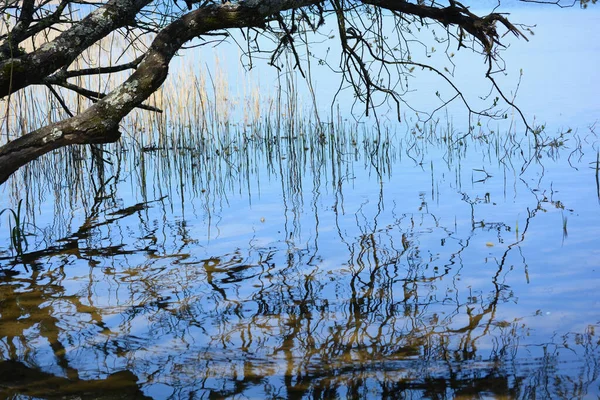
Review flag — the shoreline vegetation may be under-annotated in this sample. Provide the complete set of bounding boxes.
[1,6,599,398]
[0,49,590,260]
[0,24,579,207]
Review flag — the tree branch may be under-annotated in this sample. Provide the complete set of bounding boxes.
[0,0,153,97]
[0,0,538,185]
[0,0,36,59]
[0,0,321,184]
[50,55,145,80]
[362,0,527,56]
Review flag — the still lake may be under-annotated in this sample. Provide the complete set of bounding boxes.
[1,4,599,399]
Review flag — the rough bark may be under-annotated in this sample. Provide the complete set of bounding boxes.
[0,0,319,184]
[0,0,153,97]
[0,0,529,185]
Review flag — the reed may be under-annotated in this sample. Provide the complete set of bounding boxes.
[0,199,27,257]
[0,24,577,231]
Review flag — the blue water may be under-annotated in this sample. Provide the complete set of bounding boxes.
[0,4,599,399]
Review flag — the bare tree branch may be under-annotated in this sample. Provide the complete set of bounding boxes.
[0,0,153,97]
[0,0,321,183]
[1,0,584,185]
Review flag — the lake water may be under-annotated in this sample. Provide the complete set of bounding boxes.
[1,4,599,399]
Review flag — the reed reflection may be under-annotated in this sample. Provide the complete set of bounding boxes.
[0,126,599,398]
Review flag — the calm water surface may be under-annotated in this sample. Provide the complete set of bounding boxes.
[1,6,600,400]
[1,126,599,398]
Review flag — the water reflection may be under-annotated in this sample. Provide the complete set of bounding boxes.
[0,123,599,398]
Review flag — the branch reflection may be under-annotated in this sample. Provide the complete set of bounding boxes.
[0,126,598,398]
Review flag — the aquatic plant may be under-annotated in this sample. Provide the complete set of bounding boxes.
[0,199,27,257]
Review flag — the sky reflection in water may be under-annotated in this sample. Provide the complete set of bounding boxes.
[0,5,600,400]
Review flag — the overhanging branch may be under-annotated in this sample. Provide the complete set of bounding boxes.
[362,0,528,56]
[0,0,321,184]
[0,0,153,97]
[0,0,537,186]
